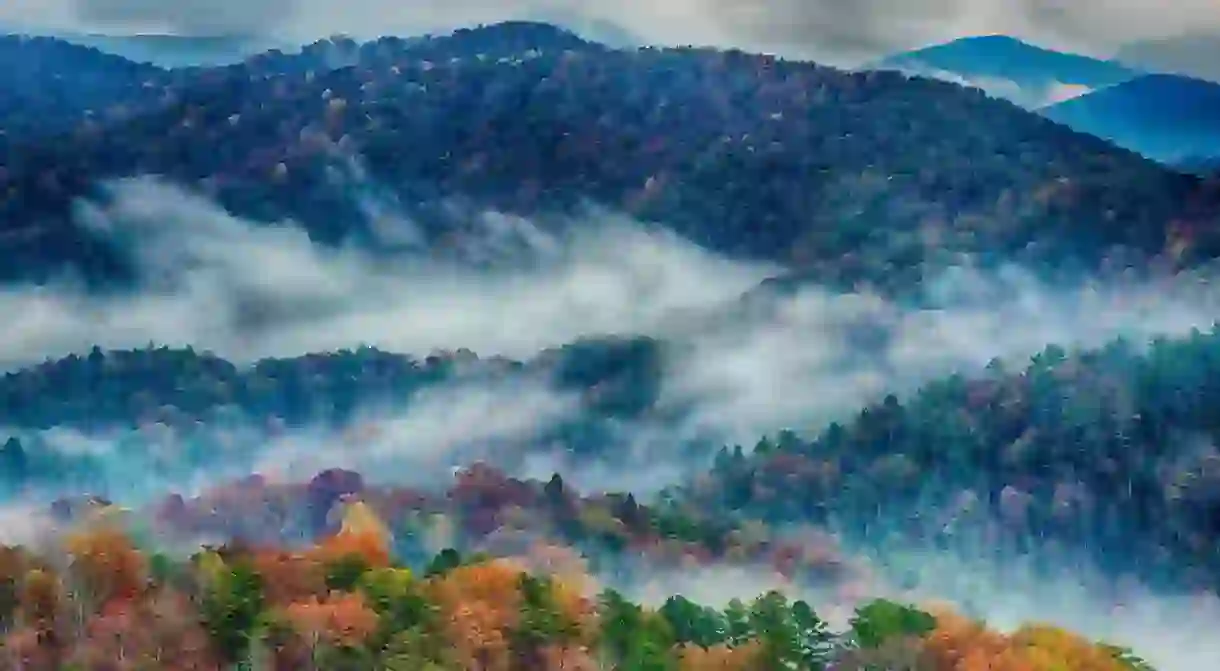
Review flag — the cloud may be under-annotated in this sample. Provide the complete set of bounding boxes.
[0,177,1216,667]
[882,66,1095,108]
[6,0,1210,65]
[68,0,296,37]
[859,542,1220,671]
[1039,81,1093,106]
[0,176,770,371]
[6,176,1220,484]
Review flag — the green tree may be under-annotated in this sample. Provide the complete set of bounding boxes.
[659,595,727,648]
[200,561,266,662]
[848,599,936,650]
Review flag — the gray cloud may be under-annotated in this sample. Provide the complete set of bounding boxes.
[69,0,297,36]
[18,0,1213,64]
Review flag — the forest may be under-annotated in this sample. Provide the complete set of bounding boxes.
[0,495,1156,670]
[0,22,1218,290]
[0,18,1214,670]
[1,325,1218,667]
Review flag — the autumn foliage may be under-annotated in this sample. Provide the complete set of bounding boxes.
[0,500,1158,670]
[924,611,1145,671]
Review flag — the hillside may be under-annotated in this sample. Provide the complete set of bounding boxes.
[1042,74,1220,163]
[0,506,1156,669]
[0,35,186,142]
[680,326,1220,593]
[0,23,1216,291]
[10,323,1220,593]
[873,35,1137,108]
[0,20,1211,669]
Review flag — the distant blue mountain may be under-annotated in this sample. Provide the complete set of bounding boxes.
[874,35,1139,108]
[1042,73,1220,163]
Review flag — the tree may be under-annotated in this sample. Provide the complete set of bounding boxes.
[511,573,580,668]
[0,437,27,480]
[424,549,463,578]
[428,560,525,671]
[312,500,392,569]
[62,519,147,610]
[357,566,430,638]
[65,588,216,669]
[849,599,936,650]
[659,595,726,648]
[199,560,265,663]
[284,590,380,668]
[676,640,761,670]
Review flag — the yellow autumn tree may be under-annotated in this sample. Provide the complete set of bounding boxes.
[311,500,392,569]
[925,609,1140,671]
[62,507,147,610]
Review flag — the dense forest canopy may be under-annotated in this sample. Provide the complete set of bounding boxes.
[0,500,1156,669]
[0,22,1218,291]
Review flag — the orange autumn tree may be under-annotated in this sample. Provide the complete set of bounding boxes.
[924,609,1143,671]
[251,550,327,607]
[284,590,380,649]
[61,510,147,610]
[428,560,526,671]
[65,589,218,670]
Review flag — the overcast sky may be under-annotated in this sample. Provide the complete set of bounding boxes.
[1,0,1218,64]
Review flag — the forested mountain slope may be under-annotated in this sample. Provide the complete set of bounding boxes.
[0,35,182,142]
[0,505,1155,669]
[1,22,1217,291]
[681,326,1220,592]
[1042,73,1220,163]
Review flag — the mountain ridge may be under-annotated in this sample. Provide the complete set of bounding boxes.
[0,22,1215,293]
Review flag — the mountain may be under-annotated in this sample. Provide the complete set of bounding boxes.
[1042,73,1220,163]
[1178,155,1220,176]
[0,21,1205,670]
[0,22,1215,292]
[0,35,186,142]
[683,326,1220,593]
[872,35,1138,108]
[1116,33,1220,84]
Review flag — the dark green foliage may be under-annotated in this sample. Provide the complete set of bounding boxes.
[423,548,463,578]
[200,561,266,662]
[0,437,27,480]
[849,599,938,650]
[746,591,837,670]
[659,595,727,647]
[512,573,580,666]
[691,325,1220,587]
[324,554,371,592]
[598,588,677,670]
